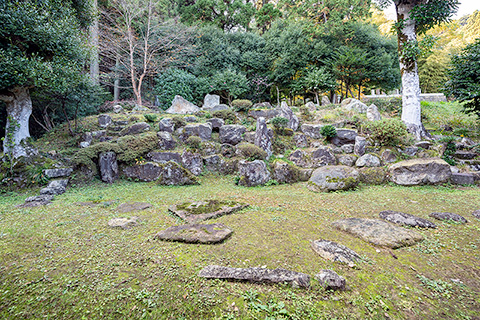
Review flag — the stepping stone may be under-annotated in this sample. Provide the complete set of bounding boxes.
[199,265,310,288]
[40,179,69,196]
[107,216,139,229]
[315,270,346,291]
[16,194,54,208]
[117,202,152,213]
[169,200,248,223]
[154,223,232,244]
[75,200,115,207]
[311,240,360,267]
[332,218,423,249]
[379,210,437,228]
[429,212,468,223]
[473,210,480,219]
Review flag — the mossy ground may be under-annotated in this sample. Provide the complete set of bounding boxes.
[1,176,479,319]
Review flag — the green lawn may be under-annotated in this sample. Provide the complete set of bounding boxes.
[1,175,479,319]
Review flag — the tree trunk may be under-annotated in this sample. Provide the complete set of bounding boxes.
[89,0,99,85]
[114,56,120,101]
[0,87,33,158]
[314,91,319,105]
[396,1,430,140]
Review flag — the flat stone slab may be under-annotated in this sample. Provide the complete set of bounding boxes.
[107,216,139,229]
[332,218,424,248]
[75,200,115,207]
[117,202,152,213]
[379,210,437,228]
[169,200,248,223]
[315,270,346,291]
[199,265,310,288]
[311,240,360,267]
[154,223,232,244]
[16,194,54,208]
[473,210,480,219]
[429,212,468,223]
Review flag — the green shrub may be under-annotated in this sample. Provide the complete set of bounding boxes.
[236,143,267,160]
[320,125,337,138]
[186,136,202,150]
[270,116,288,130]
[439,136,456,165]
[231,99,253,112]
[363,118,408,146]
[172,116,186,129]
[144,114,158,122]
[212,109,236,123]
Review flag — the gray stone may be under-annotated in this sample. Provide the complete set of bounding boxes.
[354,136,366,156]
[254,117,273,158]
[315,270,346,291]
[98,114,112,128]
[220,144,236,158]
[79,141,90,148]
[305,101,316,112]
[402,146,419,157]
[356,154,381,167]
[157,131,176,150]
[415,141,432,149]
[199,265,310,288]
[451,173,476,185]
[155,223,233,244]
[293,133,308,148]
[298,169,313,181]
[366,104,381,121]
[203,155,225,172]
[40,179,69,195]
[92,130,106,139]
[181,150,203,176]
[81,132,93,145]
[243,132,255,144]
[99,151,118,184]
[454,151,477,160]
[321,96,331,106]
[123,162,163,182]
[207,118,224,131]
[430,212,468,223]
[203,94,221,110]
[16,194,54,208]
[381,149,397,163]
[147,151,182,164]
[311,240,360,266]
[165,95,200,114]
[301,124,324,139]
[472,210,480,219]
[248,108,280,120]
[238,160,271,187]
[332,218,424,248]
[343,99,368,113]
[331,129,358,147]
[273,161,299,184]
[117,202,152,214]
[208,104,230,112]
[169,200,248,223]
[358,167,387,185]
[289,150,311,168]
[280,102,299,131]
[120,122,150,136]
[159,118,175,133]
[132,105,149,112]
[113,105,124,113]
[115,120,128,126]
[157,162,198,186]
[43,168,73,178]
[379,210,437,228]
[219,125,246,145]
[389,158,451,186]
[311,147,337,167]
[252,102,274,109]
[337,155,357,167]
[308,165,359,192]
[183,123,212,141]
[341,144,354,154]
[184,116,197,122]
[108,216,139,229]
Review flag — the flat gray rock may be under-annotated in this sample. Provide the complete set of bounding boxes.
[379,210,437,228]
[315,270,346,291]
[429,212,468,223]
[108,216,139,229]
[155,223,232,244]
[16,194,54,208]
[332,218,423,248]
[311,240,360,267]
[117,202,152,213]
[169,200,248,223]
[473,210,480,219]
[199,265,310,288]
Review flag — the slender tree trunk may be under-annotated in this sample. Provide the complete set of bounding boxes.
[315,91,319,105]
[114,56,120,101]
[0,87,33,158]
[90,0,99,85]
[396,1,430,140]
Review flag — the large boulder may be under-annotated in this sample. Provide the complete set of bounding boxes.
[366,104,382,121]
[40,179,69,195]
[238,160,271,187]
[123,161,198,185]
[98,114,112,128]
[123,162,163,182]
[315,270,347,291]
[354,136,366,156]
[120,122,151,136]
[254,117,273,158]
[202,94,220,110]
[147,151,182,164]
[248,108,280,120]
[165,95,200,114]
[273,161,299,184]
[355,154,381,167]
[342,98,368,113]
[182,123,212,141]
[331,129,358,146]
[389,158,451,186]
[311,147,337,167]
[219,125,246,145]
[203,155,225,173]
[301,124,324,139]
[280,102,299,131]
[207,118,224,131]
[289,149,312,168]
[308,165,359,192]
[43,168,73,179]
[99,151,118,183]
[293,133,309,148]
[181,150,203,176]
[157,131,176,150]
[158,118,175,133]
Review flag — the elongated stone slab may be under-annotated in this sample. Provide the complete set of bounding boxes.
[199,265,310,288]
[117,202,152,213]
[311,240,360,267]
[379,211,437,228]
[155,223,232,244]
[332,218,423,248]
[430,212,468,223]
[169,200,248,223]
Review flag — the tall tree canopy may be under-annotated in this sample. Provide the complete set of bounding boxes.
[0,0,92,157]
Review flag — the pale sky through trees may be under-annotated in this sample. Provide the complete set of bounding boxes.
[384,0,480,19]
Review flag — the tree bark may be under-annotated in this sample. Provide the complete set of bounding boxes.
[396,0,431,140]
[90,0,99,85]
[0,87,33,158]
[114,56,120,101]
